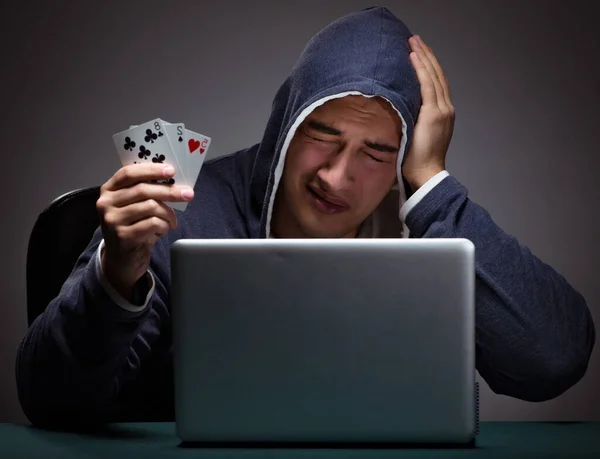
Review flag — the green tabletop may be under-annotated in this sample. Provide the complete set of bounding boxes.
[1,422,599,458]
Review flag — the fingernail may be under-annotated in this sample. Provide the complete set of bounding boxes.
[163,166,175,177]
[181,188,194,200]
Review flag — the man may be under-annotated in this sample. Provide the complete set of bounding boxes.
[16,7,595,427]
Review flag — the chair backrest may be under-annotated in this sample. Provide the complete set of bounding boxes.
[26,187,101,326]
[26,186,173,422]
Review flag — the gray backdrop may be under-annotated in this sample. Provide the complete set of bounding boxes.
[1,0,598,423]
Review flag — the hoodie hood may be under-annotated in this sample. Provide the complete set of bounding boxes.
[248,6,421,238]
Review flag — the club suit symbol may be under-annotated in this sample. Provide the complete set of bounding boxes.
[138,146,151,160]
[123,136,136,151]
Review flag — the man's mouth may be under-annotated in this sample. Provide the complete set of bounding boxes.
[307,185,349,214]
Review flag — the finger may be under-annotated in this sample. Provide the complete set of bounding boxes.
[416,36,452,106]
[120,216,172,246]
[409,36,446,111]
[414,36,452,109]
[105,162,177,191]
[110,182,194,208]
[409,51,437,107]
[112,199,178,230]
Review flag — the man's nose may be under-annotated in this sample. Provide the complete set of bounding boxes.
[316,148,354,190]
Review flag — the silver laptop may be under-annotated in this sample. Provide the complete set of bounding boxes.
[171,238,478,445]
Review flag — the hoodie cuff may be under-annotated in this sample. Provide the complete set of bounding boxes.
[95,239,155,313]
[402,174,469,238]
[400,170,450,222]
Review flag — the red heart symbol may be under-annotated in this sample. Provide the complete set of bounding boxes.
[188,139,200,153]
[200,147,205,154]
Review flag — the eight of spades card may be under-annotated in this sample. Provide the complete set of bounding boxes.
[112,118,190,211]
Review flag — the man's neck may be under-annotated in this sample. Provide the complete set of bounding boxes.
[270,220,361,239]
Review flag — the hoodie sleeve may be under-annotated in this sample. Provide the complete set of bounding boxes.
[95,239,156,312]
[402,175,595,402]
[15,226,175,427]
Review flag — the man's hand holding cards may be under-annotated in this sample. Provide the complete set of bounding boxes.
[112,118,211,212]
[98,119,210,301]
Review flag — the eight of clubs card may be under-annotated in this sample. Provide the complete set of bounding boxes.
[112,119,189,211]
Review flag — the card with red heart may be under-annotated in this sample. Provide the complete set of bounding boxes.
[183,128,211,188]
[161,121,211,188]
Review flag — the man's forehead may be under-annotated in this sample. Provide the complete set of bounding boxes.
[304,95,402,138]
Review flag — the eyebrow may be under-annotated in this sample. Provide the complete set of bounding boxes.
[306,119,399,153]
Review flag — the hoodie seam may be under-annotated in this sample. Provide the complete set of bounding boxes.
[371,8,385,93]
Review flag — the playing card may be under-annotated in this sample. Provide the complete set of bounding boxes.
[112,118,189,211]
[162,121,210,187]
[182,128,211,187]
[162,122,189,181]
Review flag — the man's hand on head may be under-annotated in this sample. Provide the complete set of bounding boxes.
[402,35,455,192]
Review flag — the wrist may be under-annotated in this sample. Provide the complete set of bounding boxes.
[404,167,445,192]
[101,250,136,301]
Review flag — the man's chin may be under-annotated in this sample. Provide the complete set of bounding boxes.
[293,204,359,238]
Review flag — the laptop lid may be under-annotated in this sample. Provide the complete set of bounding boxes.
[171,238,476,444]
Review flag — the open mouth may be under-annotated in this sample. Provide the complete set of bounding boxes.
[307,186,348,214]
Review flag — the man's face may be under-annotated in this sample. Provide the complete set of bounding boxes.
[272,95,402,238]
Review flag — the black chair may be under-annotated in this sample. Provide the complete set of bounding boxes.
[26,186,174,422]
[26,187,102,326]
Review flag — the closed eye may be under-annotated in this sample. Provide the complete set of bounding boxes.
[364,151,385,163]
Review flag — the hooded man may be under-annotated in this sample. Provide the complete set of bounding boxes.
[17,7,595,427]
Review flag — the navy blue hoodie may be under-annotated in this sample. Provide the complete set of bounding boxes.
[16,7,595,426]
